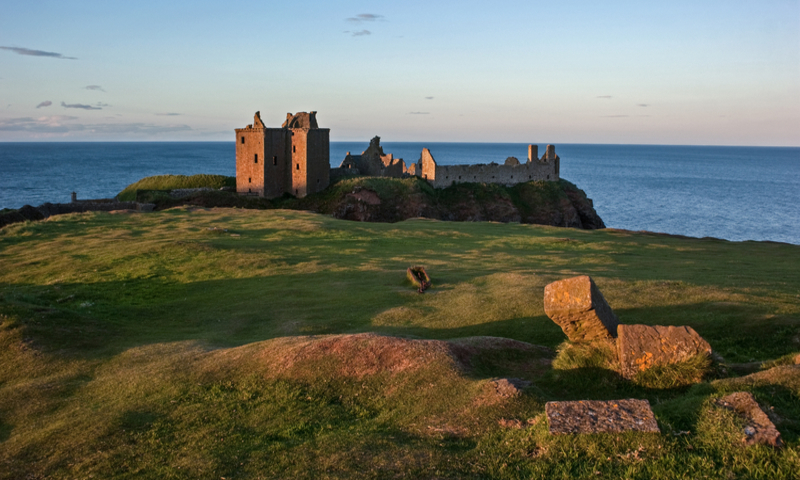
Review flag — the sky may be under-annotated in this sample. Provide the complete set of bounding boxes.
[0,0,798,145]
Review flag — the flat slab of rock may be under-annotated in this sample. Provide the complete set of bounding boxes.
[716,392,783,447]
[543,276,619,342]
[617,324,712,379]
[545,399,659,434]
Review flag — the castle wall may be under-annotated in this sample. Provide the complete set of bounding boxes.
[420,148,437,183]
[235,128,265,196]
[264,128,289,198]
[430,162,558,188]
[417,145,559,189]
[305,128,330,195]
[290,129,308,197]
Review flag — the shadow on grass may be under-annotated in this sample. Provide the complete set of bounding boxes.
[3,270,798,374]
[0,419,11,442]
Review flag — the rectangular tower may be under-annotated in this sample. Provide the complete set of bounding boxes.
[236,111,330,199]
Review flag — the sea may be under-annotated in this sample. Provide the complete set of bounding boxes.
[1,142,799,245]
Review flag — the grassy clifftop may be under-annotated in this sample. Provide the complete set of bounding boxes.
[116,174,235,201]
[0,208,798,478]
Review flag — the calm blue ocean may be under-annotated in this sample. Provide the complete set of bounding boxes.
[1,142,799,244]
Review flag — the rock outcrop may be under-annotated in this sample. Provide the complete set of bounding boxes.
[543,275,619,342]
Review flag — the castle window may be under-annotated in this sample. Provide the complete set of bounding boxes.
[273,156,277,166]
[295,189,298,195]
[459,176,461,179]
[254,154,258,164]
[248,177,251,183]
[510,176,513,179]
[547,175,550,179]
[296,164,299,170]
[317,179,320,184]
[293,145,296,153]
[241,136,245,144]
[529,175,532,179]
[445,176,449,179]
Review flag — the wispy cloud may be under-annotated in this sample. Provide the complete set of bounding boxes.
[36,101,52,108]
[61,101,101,110]
[85,85,105,92]
[347,30,371,36]
[409,112,429,115]
[0,116,79,133]
[425,96,434,100]
[637,103,649,107]
[596,95,613,99]
[0,46,76,60]
[602,115,629,118]
[156,112,181,116]
[0,116,191,135]
[346,13,383,23]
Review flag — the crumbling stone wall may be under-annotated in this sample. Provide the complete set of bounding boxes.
[414,145,560,188]
[338,136,406,178]
[235,111,330,199]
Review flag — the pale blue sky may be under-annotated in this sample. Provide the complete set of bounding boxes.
[0,0,798,145]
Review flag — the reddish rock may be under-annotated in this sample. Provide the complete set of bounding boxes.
[543,276,619,342]
[617,324,712,379]
[716,392,783,447]
[545,399,659,434]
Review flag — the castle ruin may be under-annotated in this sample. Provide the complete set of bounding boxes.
[414,144,560,188]
[333,136,406,179]
[235,111,330,198]
[236,111,560,198]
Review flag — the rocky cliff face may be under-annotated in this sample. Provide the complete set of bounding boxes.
[303,177,605,229]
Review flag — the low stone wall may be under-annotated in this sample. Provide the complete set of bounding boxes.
[432,161,558,188]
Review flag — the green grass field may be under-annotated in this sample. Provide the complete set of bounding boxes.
[1,208,798,479]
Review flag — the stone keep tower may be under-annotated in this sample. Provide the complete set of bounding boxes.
[235,111,330,198]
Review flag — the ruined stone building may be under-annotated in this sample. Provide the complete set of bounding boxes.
[236,110,560,197]
[334,136,406,178]
[235,111,330,198]
[413,144,560,188]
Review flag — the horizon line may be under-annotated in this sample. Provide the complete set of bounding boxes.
[0,140,798,149]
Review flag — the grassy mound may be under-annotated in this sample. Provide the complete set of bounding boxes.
[116,174,235,201]
[1,208,798,478]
